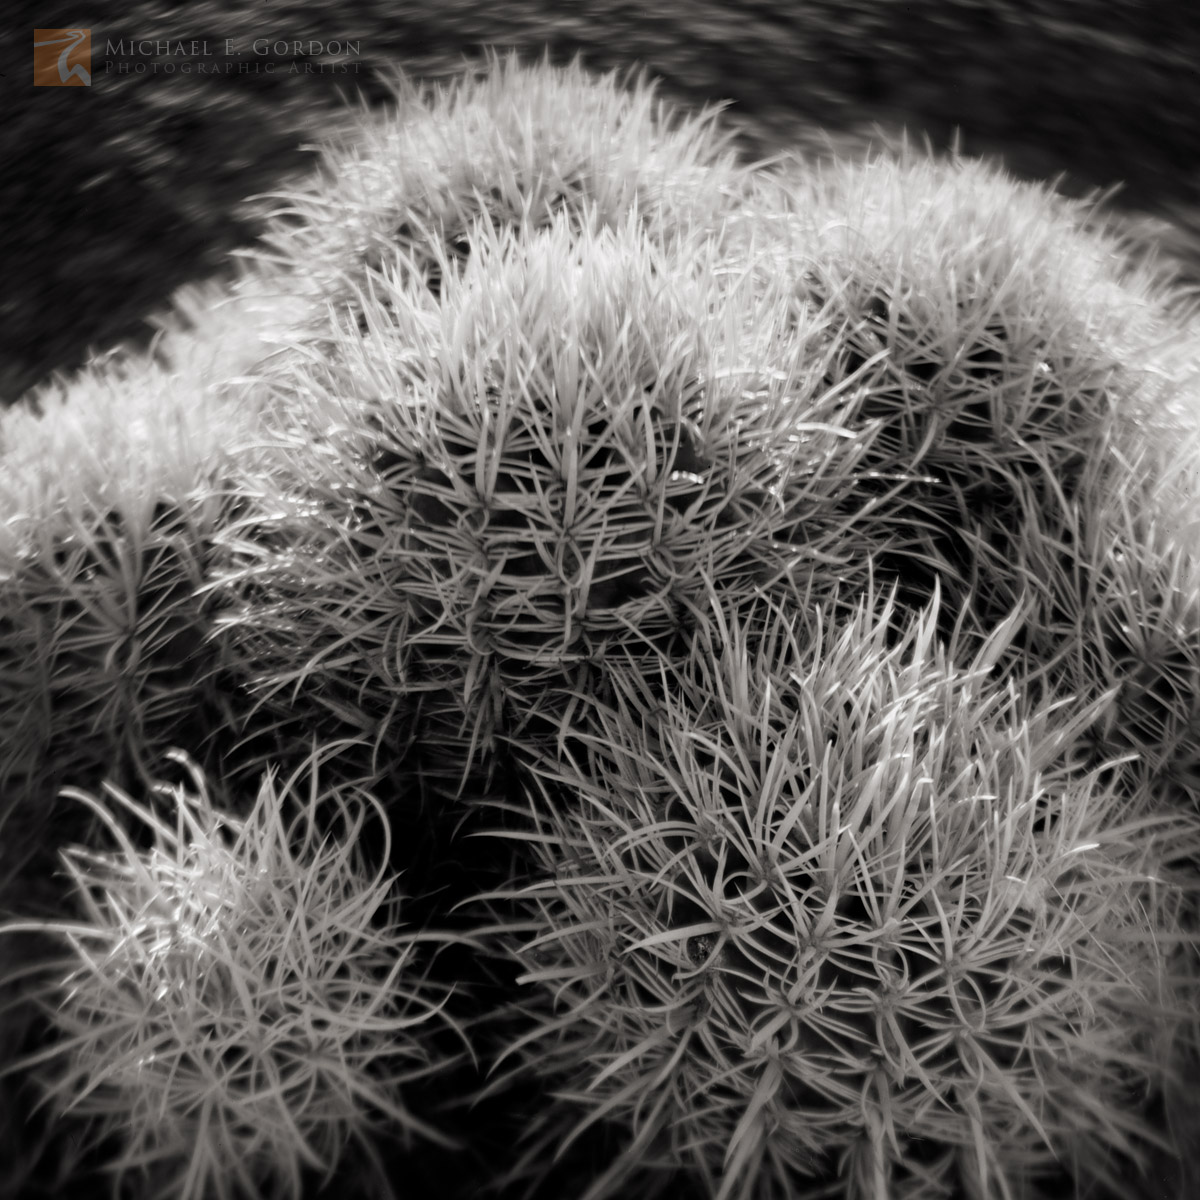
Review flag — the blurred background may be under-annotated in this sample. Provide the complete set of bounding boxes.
[4,1,1199,406]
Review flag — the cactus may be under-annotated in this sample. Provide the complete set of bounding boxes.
[751,149,1195,646]
[0,357,264,926]
[484,588,1200,1200]
[0,285,401,910]
[247,52,751,341]
[216,201,872,787]
[0,747,466,1200]
[212,52,874,787]
[1022,425,1200,814]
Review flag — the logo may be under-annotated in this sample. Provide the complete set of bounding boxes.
[34,29,92,86]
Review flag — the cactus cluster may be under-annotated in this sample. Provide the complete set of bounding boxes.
[2,52,1199,1200]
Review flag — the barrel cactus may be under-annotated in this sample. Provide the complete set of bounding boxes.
[213,56,1200,797]
[1047,507,1200,815]
[754,149,1198,648]
[216,201,871,787]
[484,588,1200,1200]
[211,52,862,789]
[740,147,1200,816]
[0,355,264,925]
[0,746,466,1200]
[4,47,1200,1200]
[247,51,750,341]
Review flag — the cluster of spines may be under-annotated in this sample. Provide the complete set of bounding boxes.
[0,748,467,1200]
[247,51,750,340]
[480,587,1200,1200]
[215,206,875,787]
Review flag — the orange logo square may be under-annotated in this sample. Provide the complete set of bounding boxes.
[34,29,92,86]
